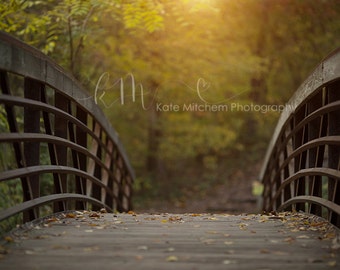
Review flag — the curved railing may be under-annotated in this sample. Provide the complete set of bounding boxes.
[0,32,134,225]
[260,48,340,227]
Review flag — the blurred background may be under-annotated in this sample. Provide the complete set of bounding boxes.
[1,0,339,214]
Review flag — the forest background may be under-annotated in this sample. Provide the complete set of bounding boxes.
[0,0,340,213]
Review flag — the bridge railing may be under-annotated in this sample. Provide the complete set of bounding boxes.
[260,48,340,227]
[0,32,134,225]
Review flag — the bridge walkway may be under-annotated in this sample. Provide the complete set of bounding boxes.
[0,211,339,270]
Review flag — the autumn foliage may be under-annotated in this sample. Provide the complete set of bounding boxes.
[1,0,339,209]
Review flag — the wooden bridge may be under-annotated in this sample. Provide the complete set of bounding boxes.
[0,32,339,269]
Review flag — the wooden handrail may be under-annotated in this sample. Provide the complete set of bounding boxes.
[0,32,134,225]
[260,47,340,227]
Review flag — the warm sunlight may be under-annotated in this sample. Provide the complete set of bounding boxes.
[186,0,216,7]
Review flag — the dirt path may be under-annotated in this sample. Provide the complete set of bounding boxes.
[136,163,262,214]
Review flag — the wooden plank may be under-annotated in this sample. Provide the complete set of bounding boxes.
[0,212,338,270]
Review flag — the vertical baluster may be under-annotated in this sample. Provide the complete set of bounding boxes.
[41,88,64,212]
[283,127,291,208]
[75,106,87,210]
[92,122,102,211]
[123,172,133,211]
[293,105,308,212]
[308,91,324,216]
[101,138,113,209]
[54,92,68,212]
[116,155,124,212]
[23,78,42,221]
[0,72,32,221]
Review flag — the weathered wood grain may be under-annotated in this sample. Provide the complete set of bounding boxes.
[0,212,339,270]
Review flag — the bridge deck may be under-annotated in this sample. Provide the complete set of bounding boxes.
[0,211,339,270]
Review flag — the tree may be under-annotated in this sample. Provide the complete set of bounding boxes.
[1,0,340,208]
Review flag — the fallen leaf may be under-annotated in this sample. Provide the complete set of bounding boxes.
[66,213,76,218]
[328,261,337,267]
[283,237,295,244]
[114,221,123,224]
[222,260,236,265]
[89,212,100,218]
[144,217,157,221]
[137,246,148,251]
[268,216,283,220]
[169,216,183,222]
[83,246,99,252]
[296,235,310,239]
[46,217,59,223]
[238,223,248,230]
[202,239,216,245]
[311,221,328,227]
[4,236,13,243]
[323,232,336,239]
[259,216,269,223]
[166,255,178,262]
[52,245,71,250]
[224,241,234,245]
[223,260,232,265]
[272,251,289,255]
[206,230,218,234]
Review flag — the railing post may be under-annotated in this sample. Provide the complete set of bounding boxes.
[23,78,42,221]
[282,130,291,209]
[75,107,87,210]
[273,145,281,210]
[0,71,24,169]
[307,90,325,217]
[92,122,102,211]
[1,71,32,221]
[101,138,113,209]
[328,81,340,226]
[293,105,308,212]
[54,92,68,212]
